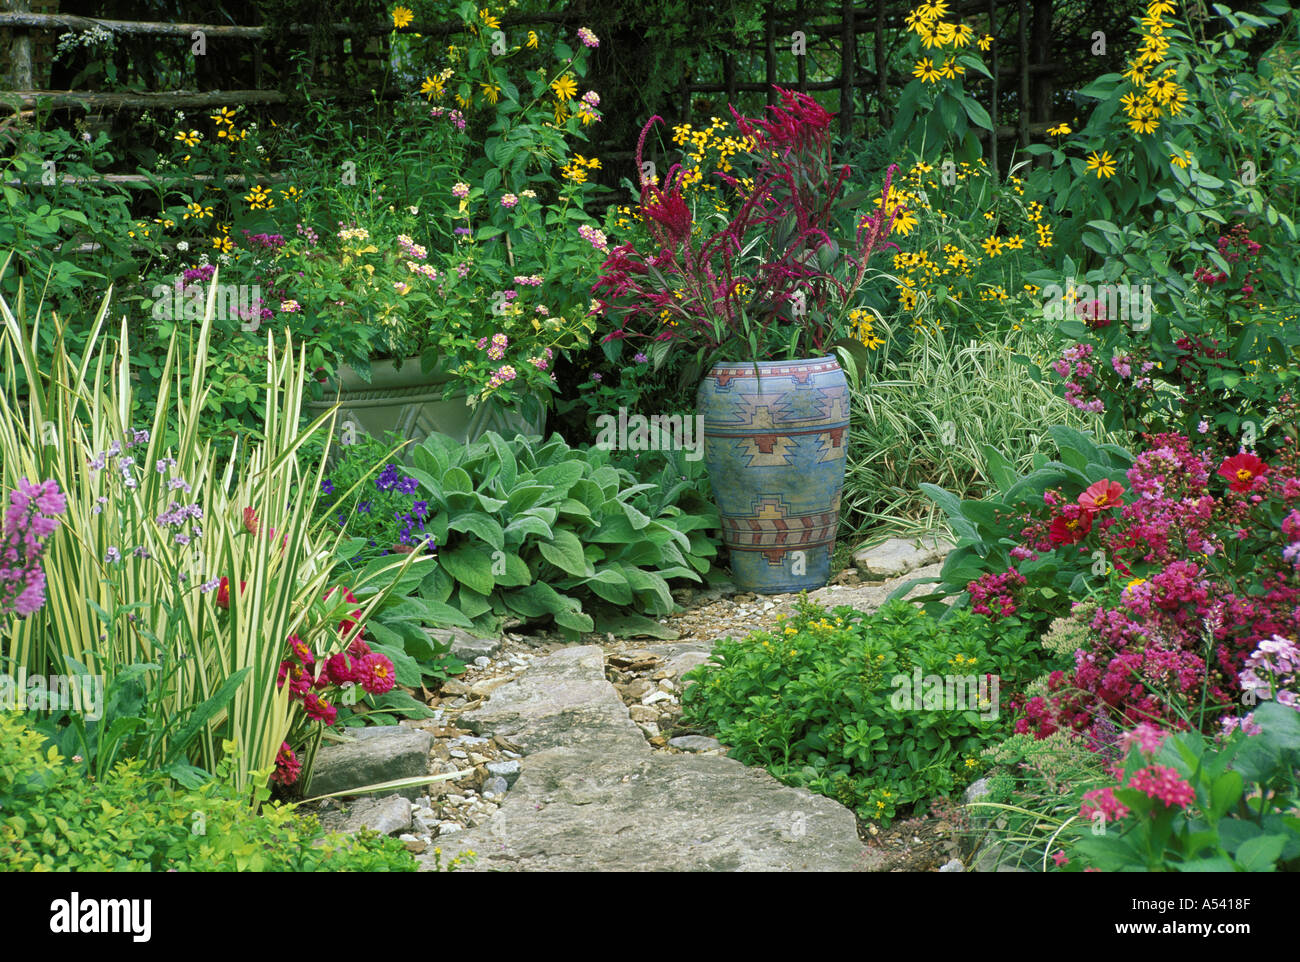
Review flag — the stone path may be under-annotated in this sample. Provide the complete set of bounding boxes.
[312,538,969,872]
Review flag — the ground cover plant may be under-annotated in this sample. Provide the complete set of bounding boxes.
[681,596,1061,824]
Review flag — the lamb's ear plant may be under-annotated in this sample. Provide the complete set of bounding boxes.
[0,256,421,791]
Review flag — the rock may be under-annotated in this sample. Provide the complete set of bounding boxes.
[482,776,510,796]
[657,679,676,693]
[609,649,660,671]
[440,679,472,697]
[485,760,521,787]
[636,721,660,737]
[963,778,991,805]
[470,676,510,698]
[628,705,659,724]
[437,822,463,835]
[449,749,469,759]
[400,835,428,854]
[318,794,413,837]
[938,858,965,873]
[473,656,492,668]
[418,645,880,873]
[668,735,722,753]
[424,626,502,662]
[308,726,434,801]
[852,535,953,580]
[623,679,654,700]
[459,647,647,756]
[802,561,949,614]
[642,690,673,707]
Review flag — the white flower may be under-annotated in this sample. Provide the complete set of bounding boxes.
[408,206,419,215]
[176,241,189,252]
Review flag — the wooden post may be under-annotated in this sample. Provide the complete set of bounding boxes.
[5,0,34,90]
[875,0,887,127]
[796,0,807,93]
[1017,0,1030,149]
[988,0,998,181]
[725,52,737,109]
[764,2,775,106]
[839,0,854,144]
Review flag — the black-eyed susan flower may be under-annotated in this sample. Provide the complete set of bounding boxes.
[1085,150,1117,178]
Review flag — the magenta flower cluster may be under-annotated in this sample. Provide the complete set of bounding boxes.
[0,479,67,618]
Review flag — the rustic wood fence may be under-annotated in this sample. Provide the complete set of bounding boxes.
[2,1,1066,187]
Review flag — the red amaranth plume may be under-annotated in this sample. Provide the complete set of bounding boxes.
[634,115,693,251]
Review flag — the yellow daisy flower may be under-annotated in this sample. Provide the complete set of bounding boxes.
[1085,150,1117,178]
[391,6,414,29]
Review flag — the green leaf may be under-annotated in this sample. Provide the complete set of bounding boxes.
[447,512,505,551]
[438,543,497,595]
[1235,834,1287,872]
[538,529,593,577]
[504,513,553,542]
[577,567,632,605]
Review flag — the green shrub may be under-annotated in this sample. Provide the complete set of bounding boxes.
[0,712,416,872]
[680,597,1058,824]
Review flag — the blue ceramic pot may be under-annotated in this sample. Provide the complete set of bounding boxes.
[697,356,849,593]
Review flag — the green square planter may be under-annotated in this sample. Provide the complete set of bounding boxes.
[305,358,546,456]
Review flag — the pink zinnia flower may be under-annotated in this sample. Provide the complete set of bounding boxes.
[1078,479,1124,513]
[356,652,397,695]
[271,743,301,785]
[303,692,337,725]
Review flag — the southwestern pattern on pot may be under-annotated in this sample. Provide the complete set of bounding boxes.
[697,356,850,593]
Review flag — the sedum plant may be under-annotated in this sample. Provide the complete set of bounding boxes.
[0,258,418,790]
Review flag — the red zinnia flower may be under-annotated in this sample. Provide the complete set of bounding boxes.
[1218,452,1268,493]
[271,742,301,785]
[356,652,397,695]
[1078,479,1124,513]
[215,576,247,610]
[325,585,365,645]
[1049,507,1094,545]
[288,634,314,668]
[325,651,355,685]
[302,692,337,725]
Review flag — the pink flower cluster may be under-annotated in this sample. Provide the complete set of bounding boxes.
[967,567,1026,618]
[578,224,608,253]
[1010,433,1300,738]
[1080,763,1196,823]
[576,26,599,48]
[0,479,67,618]
[397,234,427,260]
[486,365,517,390]
[430,106,467,131]
[477,332,508,360]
